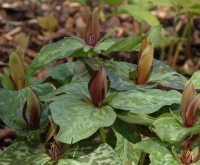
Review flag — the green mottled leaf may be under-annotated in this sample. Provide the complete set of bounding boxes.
[134,138,179,165]
[189,71,200,90]
[45,62,75,81]
[147,25,162,47]
[153,117,200,144]
[114,127,141,165]
[149,60,187,90]
[0,89,26,128]
[117,5,160,25]
[75,144,121,165]
[32,83,54,96]
[24,38,84,77]
[85,58,135,81]
[0,142,51,165]
[50,97,116,144]
[118,112,155,126]
[94,37,142,55]
[109,89,181,114]
[101,36,142,55]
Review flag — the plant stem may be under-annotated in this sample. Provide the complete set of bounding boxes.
[99,127,106,143]
[138,152,146,165]
[171,16,192,68]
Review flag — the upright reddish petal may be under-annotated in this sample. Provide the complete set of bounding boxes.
[84,9,99,46]
[181,82,195,125]
[136,38,154,85]
[185,94,200,127]
[9,52,25,90]
[88,68,107,107]
[24,88,42,129]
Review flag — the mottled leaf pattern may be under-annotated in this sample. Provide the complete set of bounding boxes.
[153,117,200,144]
[114,131,141,165]
[189,71,200,90]
[149,60,187,90]
[134,138,179,165]
[50,97,116,143]
[110,89,181,114]
[24,38,84,77]
[76,144,121,165]
[0,89,26,128]
[118,112,155,126]
[45,62,75,81]
[0,142,51,165]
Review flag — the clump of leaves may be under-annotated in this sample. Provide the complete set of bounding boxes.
[0,8,200,165]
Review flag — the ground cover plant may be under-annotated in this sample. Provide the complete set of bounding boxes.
[0,1,200,165]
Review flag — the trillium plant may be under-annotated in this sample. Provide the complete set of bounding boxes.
[1,10,200,165]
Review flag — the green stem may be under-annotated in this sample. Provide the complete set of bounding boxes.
[99,127,106,143]
[138,152,146,165]
[171,16,192,68]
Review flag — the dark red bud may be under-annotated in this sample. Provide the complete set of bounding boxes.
[23,88,41,129]
[181,82,200,127]
[84,9,100,46]
[47,141,63,161]
[88,68,107,108]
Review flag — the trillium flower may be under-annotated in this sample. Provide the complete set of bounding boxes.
[88,67,108,108]
[136,38,154,85]
[84,9,100,46]
[47,141,63,161]
[9,52,25,90]
[181,82,200,128]
[179,134,200,164]
[23,88,42,129]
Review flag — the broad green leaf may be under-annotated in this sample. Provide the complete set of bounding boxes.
[113,120,141,165]
[24,38,84,77]
[85,58,135,81]
[45,62,75,81]
[32,83,54,96]
[118,112,155,125]
[147,25,162,47]
[114,131,141,165]
[0,89,26,128]
[149,60,187,90]
[75,144,121,165]
[117,5,160,25]
[50,97,116,144]
[101,36,142,55]
[189,71,200,90]
[94,38,118,53]
[134,138,179,165]
[110,89,181,114]
[94,36,142,55]
[0,142,51,165]
[153,117,200,144]
[39,80,88,102]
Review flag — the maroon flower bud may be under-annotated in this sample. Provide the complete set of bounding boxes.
[84,9,100,46]
[9,52,25,90]
[181,82,200,127]
[47,141,63,161]
[23,88,41,129]
[179,135,200,164]
[136,38,154,85]
[88,68,108,108]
